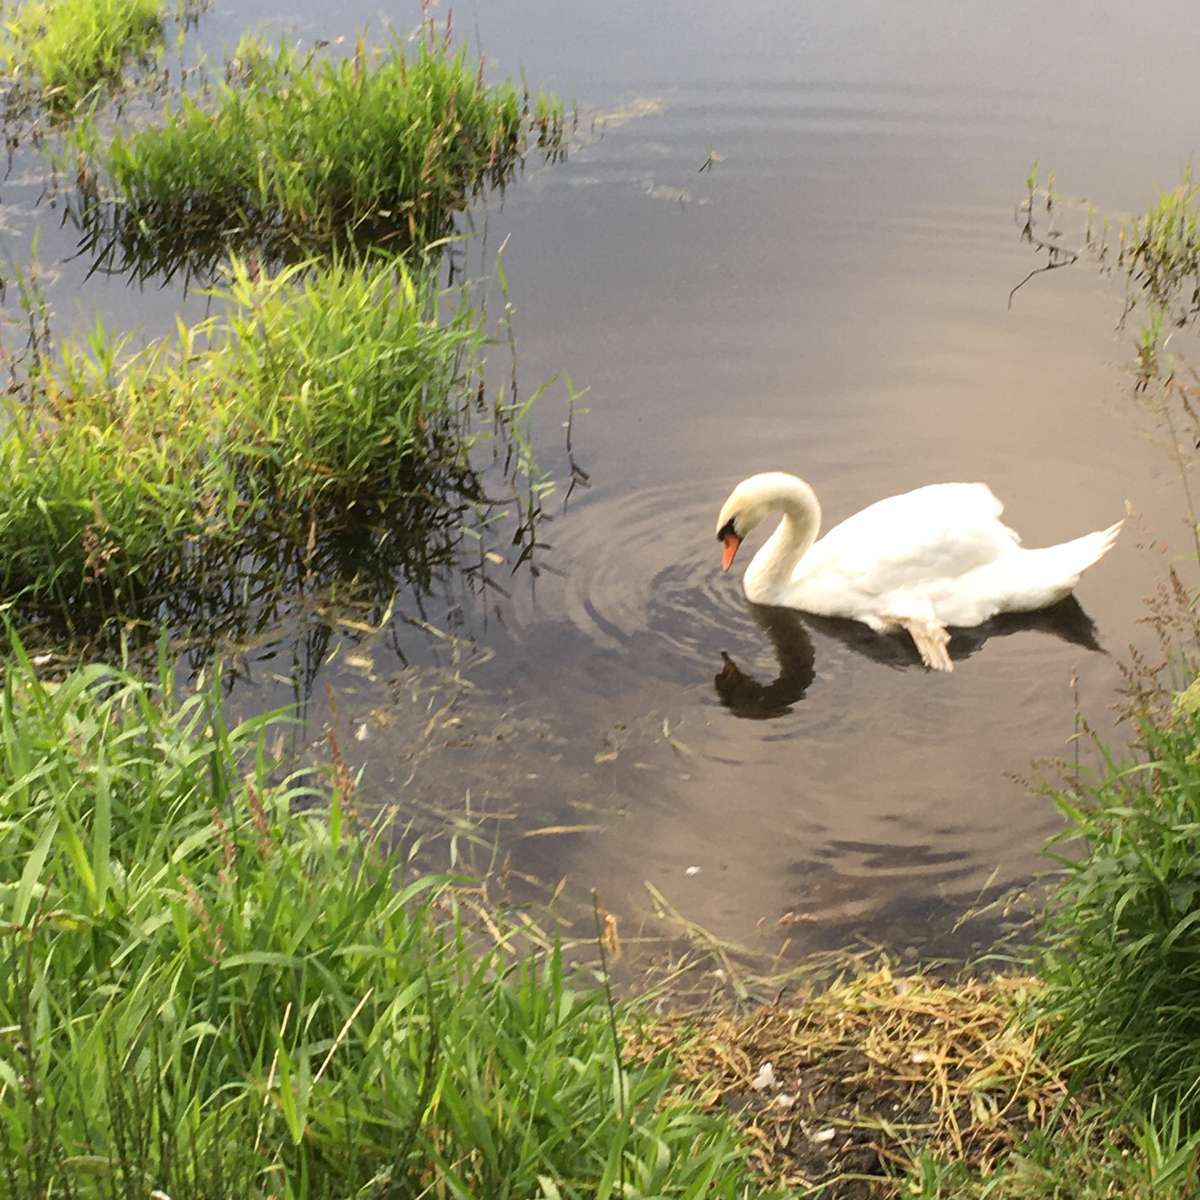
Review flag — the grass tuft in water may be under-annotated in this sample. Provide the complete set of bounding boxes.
[1017,165,1200,374]
[1114,171,1200,321]
[0,0,169,114]
[68,28,566,279]
[0,255,505,628]
[0,639,758,1198]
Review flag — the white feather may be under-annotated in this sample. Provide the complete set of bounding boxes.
[716,473,1121,672]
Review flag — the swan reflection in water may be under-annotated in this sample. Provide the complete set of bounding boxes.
[714,596,1105,720]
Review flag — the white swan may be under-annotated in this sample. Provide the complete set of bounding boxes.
[715,472,1122,672]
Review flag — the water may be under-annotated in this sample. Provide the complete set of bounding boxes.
[5,0,1200,969]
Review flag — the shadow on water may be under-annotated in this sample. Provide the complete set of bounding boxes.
[714,596,1105,719]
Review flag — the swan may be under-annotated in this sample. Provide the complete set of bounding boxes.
[715,472,1122,672]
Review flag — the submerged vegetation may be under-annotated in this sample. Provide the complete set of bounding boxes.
[0,645,758,1199]
[68,29,566,280]
[0,0,172,114]
[0,10,572,657]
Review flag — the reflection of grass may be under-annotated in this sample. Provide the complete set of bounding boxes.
[0,257,493,625]
[69,30,565,279]
[0,0,166,112]
[0,644,760,1198]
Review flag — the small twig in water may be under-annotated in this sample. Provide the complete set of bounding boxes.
[1008,248,1078,310]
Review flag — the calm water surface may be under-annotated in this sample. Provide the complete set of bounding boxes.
[7,0,1200,966]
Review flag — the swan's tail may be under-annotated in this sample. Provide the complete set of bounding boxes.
[1002,519,1123,611]
[1043,519,1123,581]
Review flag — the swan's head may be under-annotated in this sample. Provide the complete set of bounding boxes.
[715,474,780,571]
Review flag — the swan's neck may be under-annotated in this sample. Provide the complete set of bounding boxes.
[743,478,821,604]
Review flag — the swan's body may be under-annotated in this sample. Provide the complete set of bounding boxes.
[716,472,1122,671]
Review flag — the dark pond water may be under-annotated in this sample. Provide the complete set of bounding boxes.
[6,0,1200,973]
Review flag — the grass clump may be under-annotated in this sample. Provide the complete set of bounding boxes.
[1033,675,1200,1122]
[0,0,167,114]
[69,29,566,280]
[0,256,500,628]
[0,641,759,1198]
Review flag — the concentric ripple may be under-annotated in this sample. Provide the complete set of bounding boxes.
[505,479,761,681]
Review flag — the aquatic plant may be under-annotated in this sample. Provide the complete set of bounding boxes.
[1115,174,1200,323]
[1017,165,1200,368]
[0,256,523,635]
[0,642,759,1198]
[0,0,168,114]
[68,29,566,280]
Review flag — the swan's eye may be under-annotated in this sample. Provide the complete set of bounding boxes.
[717,517,738,542]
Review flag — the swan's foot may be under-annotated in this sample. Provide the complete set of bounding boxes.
[903,619,953,672]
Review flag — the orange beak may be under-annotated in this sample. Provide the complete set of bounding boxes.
[721,532,743,572]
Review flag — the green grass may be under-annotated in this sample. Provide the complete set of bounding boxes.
[0,0,167,113]
[1030,687,1200,1123]
[68,30,566,279]
[909,1111,1200,1199]
[1115,174,1200,319]
[0,639,761,1199]
[0,256,504,628]
[1025,166,1200,373]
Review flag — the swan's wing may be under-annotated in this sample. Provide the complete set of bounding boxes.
[800,483,1020,593]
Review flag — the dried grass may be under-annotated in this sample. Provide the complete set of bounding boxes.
[631,967,1079,1198]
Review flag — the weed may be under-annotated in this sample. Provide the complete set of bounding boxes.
[1116,171,1200,324]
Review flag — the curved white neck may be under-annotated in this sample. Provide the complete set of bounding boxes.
[742,477,822,604]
